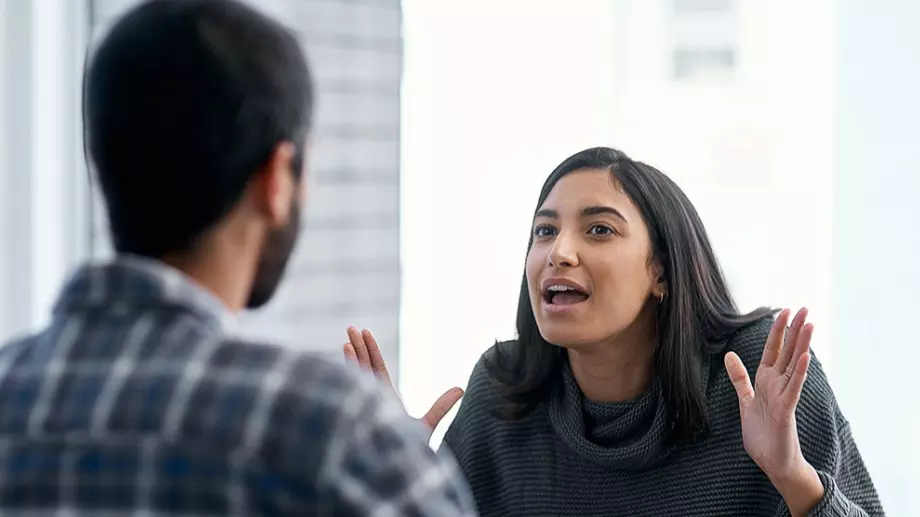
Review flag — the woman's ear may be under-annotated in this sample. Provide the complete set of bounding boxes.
[650,259,667,302]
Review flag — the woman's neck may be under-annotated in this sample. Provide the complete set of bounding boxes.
[566,315,657,403]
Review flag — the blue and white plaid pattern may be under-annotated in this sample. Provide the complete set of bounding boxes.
[0,256,476,516]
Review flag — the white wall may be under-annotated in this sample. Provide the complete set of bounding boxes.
[833,1,920,513]
[0,0,8,337]
[0,0,89,343]
[606,0,838,367]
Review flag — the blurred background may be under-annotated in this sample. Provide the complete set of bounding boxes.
[1,0,916,514]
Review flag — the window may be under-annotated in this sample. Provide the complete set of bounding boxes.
[0,0,89,341]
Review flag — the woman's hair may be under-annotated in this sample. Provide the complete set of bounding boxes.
[484,147,774,445]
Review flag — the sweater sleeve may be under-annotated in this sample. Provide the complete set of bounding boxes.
[772,357,884,516]
[779,421,884,517]
[728,319,884,517]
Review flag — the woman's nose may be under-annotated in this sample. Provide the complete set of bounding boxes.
[548,234,579,268]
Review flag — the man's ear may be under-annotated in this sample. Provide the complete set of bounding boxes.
[296,134,313,202]
[251,141,297,228]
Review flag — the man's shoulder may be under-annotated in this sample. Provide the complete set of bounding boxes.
[0,324,383,435]
[206,335,347,383]
[203,336,384,420]
[142,335,409,477]
[224,339,438,490]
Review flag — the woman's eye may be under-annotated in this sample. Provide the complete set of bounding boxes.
[588,224,615,236]
[533,225,556,238]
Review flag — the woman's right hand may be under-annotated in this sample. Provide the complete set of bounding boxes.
[344,326,464,438]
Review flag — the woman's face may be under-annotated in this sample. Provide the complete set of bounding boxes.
[526,168,664,349]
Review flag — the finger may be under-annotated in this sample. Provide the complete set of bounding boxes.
[343,343,358,364]
[760,308,790,368]
[422,387,464,430]
[783,344,812,410]
[346,325,371,368]
[783,322,813,392]
[784,319,812,379]
[776,307,807,372]
[780,317,799,364]
[362,329,392,387]
[724,352,755,411]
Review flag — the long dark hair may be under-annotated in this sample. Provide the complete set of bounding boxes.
[484,147,774,445]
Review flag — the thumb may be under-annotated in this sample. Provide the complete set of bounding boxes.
[724,351,755,411]
[422,387,464,431]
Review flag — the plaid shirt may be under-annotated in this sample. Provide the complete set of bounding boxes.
[0,256,477,516]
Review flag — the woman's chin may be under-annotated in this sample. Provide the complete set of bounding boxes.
[538,325,603,350]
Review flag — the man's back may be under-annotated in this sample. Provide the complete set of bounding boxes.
[0,257,475,515]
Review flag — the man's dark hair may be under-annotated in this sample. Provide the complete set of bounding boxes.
[84,0,313,257]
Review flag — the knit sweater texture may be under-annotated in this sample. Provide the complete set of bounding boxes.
[440,316,884,516]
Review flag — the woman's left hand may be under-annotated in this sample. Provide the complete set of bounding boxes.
[724,307,825,516]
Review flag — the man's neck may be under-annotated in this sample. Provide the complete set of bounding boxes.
[160,245,257,314]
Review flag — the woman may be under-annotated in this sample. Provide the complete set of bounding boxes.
[345,147,883,516]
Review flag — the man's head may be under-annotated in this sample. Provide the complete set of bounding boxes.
[85,0,313,309]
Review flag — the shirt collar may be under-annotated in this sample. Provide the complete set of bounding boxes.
[55,254,237,332]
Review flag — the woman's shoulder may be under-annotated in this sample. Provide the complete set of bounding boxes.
[721,314,775,370]
[441,341,520,454]
[461,340,515,403]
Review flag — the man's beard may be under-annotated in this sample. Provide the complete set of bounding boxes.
[246,199,301,309]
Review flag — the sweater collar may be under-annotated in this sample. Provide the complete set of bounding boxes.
[546,354,711,471]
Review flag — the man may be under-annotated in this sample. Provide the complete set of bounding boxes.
[0,1,476,515]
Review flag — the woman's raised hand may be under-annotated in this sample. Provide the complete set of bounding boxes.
[724,308,825,515]
[344,326,464,438]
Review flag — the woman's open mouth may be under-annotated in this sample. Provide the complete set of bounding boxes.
[542,284,590,313]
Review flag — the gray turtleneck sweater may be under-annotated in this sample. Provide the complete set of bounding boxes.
[440,317,884,516]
